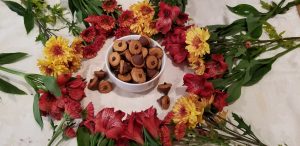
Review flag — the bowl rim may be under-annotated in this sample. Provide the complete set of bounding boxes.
[105,35,166,86]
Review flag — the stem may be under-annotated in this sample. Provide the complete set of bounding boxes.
[55,138,64,146]
[0,66,26,77]
[47,117,67,146]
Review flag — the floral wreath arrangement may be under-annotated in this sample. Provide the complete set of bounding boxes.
[1,0,300,145]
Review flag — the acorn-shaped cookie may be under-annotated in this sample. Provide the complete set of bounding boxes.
[109,52,121,67]
[131,54,144,68]
[123,50,132,62]
[94,70,107,80]
[149,47,163,59]
[88,76,99,91]
[139,35,151,48]
[157,95,170,110]
[131,67,146,83]
[113,40,127,52]
[142,47,148,58]
[119,60,132,75]
[157,82,172,95]
[147,69,159,79]
[98,80,113,93]
[146,55,158,69]
[129,40,142,55]
[117,73,132,82]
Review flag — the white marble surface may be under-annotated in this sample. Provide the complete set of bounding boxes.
[0,0,300,146]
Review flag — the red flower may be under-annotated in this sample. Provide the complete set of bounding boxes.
[156,2,180,34]
[93,35,106,50]
[64,126,76,138]
[56,73,72,86]
[95,108,125,139]
[213,90,228,111]
[66,75,86,101]
[80,26,96,43]
[118,10,134,27]
[162,112,174,125]
[85,102,94,120]
[115,27,131,39]
[204,54,228,79]
[50,102,63,120]
[122,113,144,145]
[165,44,188,63]
[102,0,117,13]
[174,123,186,140]
[162,26,188,63]
[65,100,82,119]
[39,91,56,114]
[83,119,96,134]
[83,44,98,59]
[85,15,115,31]
[183,73,214,97]
[176,13,189,26]
[136,107,161,139]
[160,125,172,146]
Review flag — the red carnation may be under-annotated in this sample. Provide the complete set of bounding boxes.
[118,10,134,27]
[176,13,189,26]
[213,90,228,111]
[56,73,72,86]
[204,54,228,79]
[85,15,115,31]
[67,75,86,101]
[160,125,172,146]
[95,108,125,139]
[83,44,98,59]
[115,27,131,39]
[136,107,161,139]
[65,100,82,119]
[183,73,214,97]
[102,0,117,13]
[165,44,188,63]
[80,26,96,43]
[64,126,76,138]
[156,2,180,34]
[122,113,144,145]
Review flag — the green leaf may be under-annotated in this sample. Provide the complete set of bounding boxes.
[143,128,159,146]
[2,1,26,16]
[0,52,28,65]
[33,93,43,129]
[226,80,243,103]
[260,0,273,11]
[77,127,91,146]
[68,0,76,15]
[218,19,247,37]
[41,76,61,97]
[24,9,34,33]
[76,10,83,23]
[0,78,26,94]
[243,59,274,86]
[225,55,234,73]
[246,15,263,39]
[99,138,109,146]
[227,4,263,17]
[232,113,254,136]
[107,139,115,146]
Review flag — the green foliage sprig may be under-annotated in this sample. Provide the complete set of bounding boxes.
[2,0,81,44]
[207,0,300,103]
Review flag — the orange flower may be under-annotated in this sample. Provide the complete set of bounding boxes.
[118,10,135,27]
[102,0,117,12]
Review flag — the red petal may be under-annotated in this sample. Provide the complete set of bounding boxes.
[183,73,214,97]
[174,123,186,140]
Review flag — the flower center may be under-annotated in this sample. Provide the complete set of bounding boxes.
[52,45,63,56]
[179,106,187,117]
[45,67,53,74]
[141,6,152,15]
[192,37,202,48]
[163,9,171,18]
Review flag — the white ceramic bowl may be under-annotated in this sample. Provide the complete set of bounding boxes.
[105,35,166,93]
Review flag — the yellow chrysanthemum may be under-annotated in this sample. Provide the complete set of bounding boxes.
[188,54,205,75]
[186,27,210,57]
[143,21,158,37]
[130,0,154,21]
[37,59,70,77]
[67,55,81,73]
[44,36,72,63]
[71,37,84,57]
[172,94,204,128]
